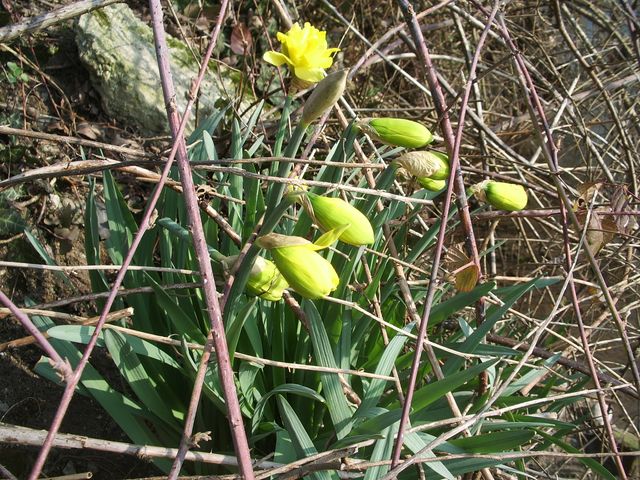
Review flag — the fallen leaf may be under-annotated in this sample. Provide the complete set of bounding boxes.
[573,181,603,211]
[445,243,479,292]
[231,22,253,55]
[610,185,636,235]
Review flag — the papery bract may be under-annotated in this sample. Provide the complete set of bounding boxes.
[393,151,450,180]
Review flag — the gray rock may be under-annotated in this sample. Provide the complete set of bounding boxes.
[75,3,237,135]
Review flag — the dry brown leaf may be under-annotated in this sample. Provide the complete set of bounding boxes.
[573,181,603,211]
[445,243,479,292]
[231,22,253,55]
[610,185,636,235]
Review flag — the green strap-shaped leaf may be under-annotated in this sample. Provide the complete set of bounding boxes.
[252,384,325,433]
[103,329,180,427]
[304,301,353,439]
[276,395,336,480]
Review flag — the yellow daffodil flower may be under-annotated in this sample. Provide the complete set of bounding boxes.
[263,22,340,84]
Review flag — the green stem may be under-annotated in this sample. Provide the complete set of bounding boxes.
[273,95,294,157]
[266,122,308,207]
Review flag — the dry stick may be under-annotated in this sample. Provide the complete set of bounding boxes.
[390,0,496,470]
[0,464,18,480]
[0,422,280,469]
[26,2,232,477]
[494,9,630,479]
[485,333,637,398]
[0,0,122,42]
[0,126,151,159]
[380,243,592,479]
[0,291,72,379]
[348,0,456,79]
[9,282,200,313]
[145,1,252,478]
[102,322,395,381]
[557,4,638,194]
[0,307,133,351]
[0,159,436,206]
[255,439,376,480]
[346,450,640,471]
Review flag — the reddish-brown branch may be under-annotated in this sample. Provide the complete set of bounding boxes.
[390,0,498,469]
[144,1,254,478]
[26,1,247,477]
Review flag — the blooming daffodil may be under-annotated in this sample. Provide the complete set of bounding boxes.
[263,22,340,84]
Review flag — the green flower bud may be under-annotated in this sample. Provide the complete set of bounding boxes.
[301,69,349,125]
[471,180,528,211]
[256,231,342,299]
[302,192,374,246]
[393,150,450,180]
[358,118,433,148]
[222,255,288,301]
[417,177,446,191]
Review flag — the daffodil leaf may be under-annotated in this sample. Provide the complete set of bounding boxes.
[311,224,349,250]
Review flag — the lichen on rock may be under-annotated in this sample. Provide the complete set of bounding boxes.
[75,3,238,135]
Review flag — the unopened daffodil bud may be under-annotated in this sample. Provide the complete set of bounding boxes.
[393,150,450,180]
[222,255,288,301]
[301,69,349,125]
[471,180,528,211]
[300,192,374,246]
[357,118,433,148]
[255,228,345,299]
[417,177,446,191]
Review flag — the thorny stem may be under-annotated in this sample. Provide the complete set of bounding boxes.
[145,1,253,478]
[390,0,497,470]
[26,1,239,478]
[490,10,630,478]
[0,291,72,379]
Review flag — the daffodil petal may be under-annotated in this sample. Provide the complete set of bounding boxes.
[263,51,291,67]
[294,67,326,83]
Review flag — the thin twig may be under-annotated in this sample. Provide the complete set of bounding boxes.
[146,1,253,478]
[0,0,122,43]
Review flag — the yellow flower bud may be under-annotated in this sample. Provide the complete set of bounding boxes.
[358,118,433,148]
[302,192,374,246]
[255,231,342,299]
[301,69,348,125]
[471,180,528,211]
[222,255,288,301]
[393,151,450,180]
[417,177,446,191]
